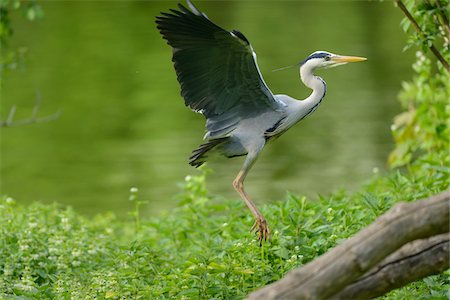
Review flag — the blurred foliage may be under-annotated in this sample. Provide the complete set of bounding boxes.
[389,0,449,175]
[0,0,43,88]
[389,51,449,169]
[399,0,449,53]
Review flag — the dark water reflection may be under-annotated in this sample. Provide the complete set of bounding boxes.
[1,1,413,217]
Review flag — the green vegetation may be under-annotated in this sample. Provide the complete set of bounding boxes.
[1,1,449,299]
[0,0,43,88]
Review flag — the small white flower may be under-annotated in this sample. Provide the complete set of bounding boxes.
[72,261,81,267]
[3,268,12,276]
[28,222,38,228]
[130,187,138,193]
[13,283,35,292]
[20,244,29,251]
[57,262,68,269]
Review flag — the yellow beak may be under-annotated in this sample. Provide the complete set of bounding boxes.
[331,55,367,63]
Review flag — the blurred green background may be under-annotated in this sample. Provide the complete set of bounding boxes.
[1,1,413,217]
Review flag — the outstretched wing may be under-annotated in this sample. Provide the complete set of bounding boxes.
[156,1,282,138]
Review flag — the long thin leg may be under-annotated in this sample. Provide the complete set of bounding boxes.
[232,150,270,244]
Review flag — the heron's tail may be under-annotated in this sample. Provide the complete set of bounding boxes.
[189,137,228,168]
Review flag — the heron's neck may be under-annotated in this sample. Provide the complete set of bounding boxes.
[300,66,327,113]
[273,66,328,132]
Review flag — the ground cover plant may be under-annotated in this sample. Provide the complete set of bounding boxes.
[1,0,449,298]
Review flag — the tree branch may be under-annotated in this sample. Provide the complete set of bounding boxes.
[332,233,450,299]
[247,190,450,300]
[395,0,450,72]
[0,91,61,127]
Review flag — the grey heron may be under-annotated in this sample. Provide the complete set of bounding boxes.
[156,1,366,243]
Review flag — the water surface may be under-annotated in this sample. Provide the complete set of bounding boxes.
[1,1,413,216]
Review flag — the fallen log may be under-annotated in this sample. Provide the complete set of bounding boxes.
[247,190,450,300]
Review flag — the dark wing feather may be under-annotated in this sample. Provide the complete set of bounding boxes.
[156,1,281,137]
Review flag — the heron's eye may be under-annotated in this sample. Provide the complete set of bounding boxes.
[325,56,331,61]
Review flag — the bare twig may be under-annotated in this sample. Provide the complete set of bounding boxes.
[6,105,16,125]
[0,91,61,127]
[396,0,450,72]
[247,190,450,300]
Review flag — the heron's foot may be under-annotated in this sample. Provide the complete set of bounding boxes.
[251,216,270,245]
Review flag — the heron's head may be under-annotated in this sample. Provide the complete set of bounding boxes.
[300,51,367,70]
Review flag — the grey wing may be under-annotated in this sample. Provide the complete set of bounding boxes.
[156,1,283,138]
